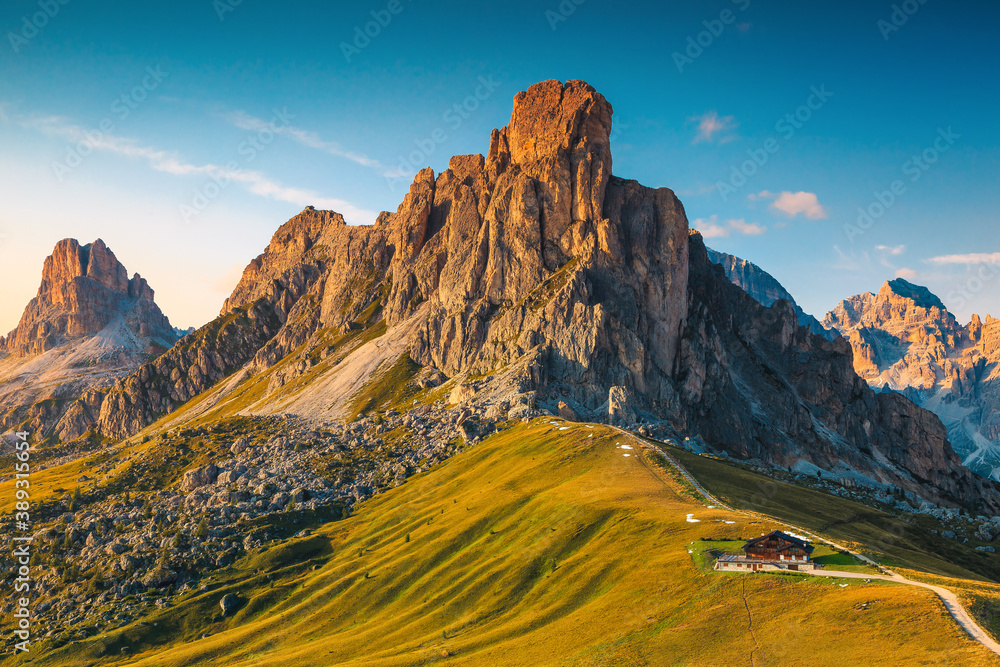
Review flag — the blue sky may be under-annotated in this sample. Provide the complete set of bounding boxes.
[0,0,997,331]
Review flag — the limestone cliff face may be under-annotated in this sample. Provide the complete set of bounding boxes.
[825,280,1000,480]
[57,80,999,512]
[0,238,177,439]
[706,248,835,341]
[220,79,689,411]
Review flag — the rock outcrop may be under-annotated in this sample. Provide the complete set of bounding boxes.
[1,238,174,356]
[57,80,999,512]
[706,248,835,341]
[825,279,1000,480]
[0,238,178,438]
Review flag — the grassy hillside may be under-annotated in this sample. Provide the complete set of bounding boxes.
[17,420,997,666]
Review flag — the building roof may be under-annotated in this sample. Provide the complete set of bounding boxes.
[743,530,815,554]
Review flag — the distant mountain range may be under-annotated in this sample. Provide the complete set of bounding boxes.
[825,279,1000,480]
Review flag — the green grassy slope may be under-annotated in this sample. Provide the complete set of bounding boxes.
[669,446,1000,583]
[19,421,997,667]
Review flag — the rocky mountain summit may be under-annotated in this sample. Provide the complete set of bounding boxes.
[2,238,174,356]
[55,80,1000,513]
[825,279,1000,479]
[706,248,835,341]
[0,238,177,439]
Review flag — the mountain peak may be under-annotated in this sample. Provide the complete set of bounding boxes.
[503,80,612,167]
[880,278,947,312]
[486,79,613,260]
[3,238,175,356]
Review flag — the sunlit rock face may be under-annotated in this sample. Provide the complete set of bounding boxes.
[826,279,1000,480]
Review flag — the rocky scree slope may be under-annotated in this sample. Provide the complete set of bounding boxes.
[0,238,177,440]
[825,279,1000,480]
[60,79,1000,513]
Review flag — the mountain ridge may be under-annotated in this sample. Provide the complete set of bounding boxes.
[50,79,1000,513]
[705,247,836,341]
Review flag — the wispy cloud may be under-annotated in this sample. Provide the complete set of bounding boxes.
[18,113,378,224]
[876,244,906,256]
[752,190,827,220]
[926,252,1000,266]
[895,267,919,279]
[690,111,737,144]
[692,214,766,238]
[223,109,405,177]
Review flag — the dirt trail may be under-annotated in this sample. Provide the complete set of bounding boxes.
[741,578,759,667]
[622,430,1000,659]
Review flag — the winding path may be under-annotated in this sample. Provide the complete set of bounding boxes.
[617,429,1000,659]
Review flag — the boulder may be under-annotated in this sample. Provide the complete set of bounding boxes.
[219,593,243,617]
[449,383,476,404]
[141,566,176,588]
[230,437,251,456]
[180,464,219,493]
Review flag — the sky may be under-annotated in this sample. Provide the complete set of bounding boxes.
[0,0,997,332]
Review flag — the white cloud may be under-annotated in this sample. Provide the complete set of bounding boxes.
[223,110,401,176]
[752,190,827,219]
[754,190,827,219]
[20,114,378,224]
[926,252,1000,266]
[728,218,767,236]
[691,111,737,144]
[692,214,766,238]
[692,215,729,238]
[876,244,906,256]
[895,268,919,279]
